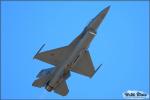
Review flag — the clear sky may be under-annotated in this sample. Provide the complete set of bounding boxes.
[1,1,149,99]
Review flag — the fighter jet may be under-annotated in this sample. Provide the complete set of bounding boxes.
[32,6,110,96]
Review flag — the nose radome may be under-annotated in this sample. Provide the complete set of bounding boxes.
[88,5,110,32]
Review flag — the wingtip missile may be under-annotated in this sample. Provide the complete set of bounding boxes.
[91,64,103,78]
[33,44,45,59]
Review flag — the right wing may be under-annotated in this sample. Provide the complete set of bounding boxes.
[69,32,85,47]
[34,46,72,66]
[34,32,83,66]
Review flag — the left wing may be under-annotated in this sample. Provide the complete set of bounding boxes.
[71,50,95,78]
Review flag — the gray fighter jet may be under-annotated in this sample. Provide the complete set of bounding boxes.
[32,6,110,96]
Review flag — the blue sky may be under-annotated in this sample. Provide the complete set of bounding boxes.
[1,1,149,99]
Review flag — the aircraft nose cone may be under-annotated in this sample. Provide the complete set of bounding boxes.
[104,5,110,13]
[88,5,110,32]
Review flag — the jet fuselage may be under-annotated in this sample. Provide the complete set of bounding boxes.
[46,29,96,90]
[33,6,110,96]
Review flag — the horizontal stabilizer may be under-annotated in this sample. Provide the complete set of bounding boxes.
[32,75,51,87]
[54,81,69,96]
[36,67,55,78]
[32,67,55,87]
[71,50,95,78]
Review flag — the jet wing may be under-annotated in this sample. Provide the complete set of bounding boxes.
[71,50,95,78]
[69,33,82,47]
[54,80,69,96]
[34,46,72,66]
